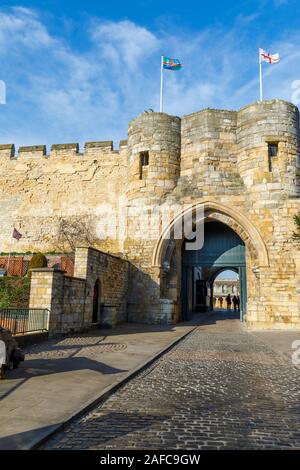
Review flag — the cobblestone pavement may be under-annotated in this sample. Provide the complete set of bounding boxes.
[41,313,300,450]
[24,333,127,361]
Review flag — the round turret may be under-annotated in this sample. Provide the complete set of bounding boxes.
[127,112,181,201]
[237,99,300,195]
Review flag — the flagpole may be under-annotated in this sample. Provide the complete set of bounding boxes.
[7,230,14,275]
[160,55,164,112]
[6,252,11,276]
[259,48,263,101]
[7,227,21,276]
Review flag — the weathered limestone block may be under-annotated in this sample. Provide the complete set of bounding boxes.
[100,305,118,328]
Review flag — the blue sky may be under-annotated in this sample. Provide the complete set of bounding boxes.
[216,270,239,280]
[0,1,299,149]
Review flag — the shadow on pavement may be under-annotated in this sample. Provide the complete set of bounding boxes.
[0,423,59,450]
[42,411,170,450]
[0,356,126,401]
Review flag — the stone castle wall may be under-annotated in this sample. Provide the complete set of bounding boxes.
[1,99,300,329]
[0,140,128,254]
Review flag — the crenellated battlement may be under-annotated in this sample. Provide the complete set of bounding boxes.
[0,144,15,158]
[0,140,128,161]
[1,99,296,196]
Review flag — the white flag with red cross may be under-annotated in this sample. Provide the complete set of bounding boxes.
[258,48,280,101]
[259,48,280,64]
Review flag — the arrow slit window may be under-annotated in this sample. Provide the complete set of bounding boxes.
[139,151,149,179]
[268,142,278,172]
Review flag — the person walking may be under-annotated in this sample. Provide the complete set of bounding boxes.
[226,294,232,311]
[237,295,240,311]
[232,295,238,312]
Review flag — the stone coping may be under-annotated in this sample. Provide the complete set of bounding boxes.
[76,246,128,262]
[51,143,79,151]
[30,268,65,273]
[182,98,298,119]
[19,145,46,154]
[84,141,113,149]
[0,144,15,150]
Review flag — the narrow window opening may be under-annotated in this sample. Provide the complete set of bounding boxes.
[139,151,149,179]
[268,142,278,171]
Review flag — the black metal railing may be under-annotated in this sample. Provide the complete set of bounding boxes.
[0,308,50,335]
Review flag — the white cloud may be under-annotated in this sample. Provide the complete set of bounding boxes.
[0,7,54,50]
[91,20,160,70]
[0,7,299,150]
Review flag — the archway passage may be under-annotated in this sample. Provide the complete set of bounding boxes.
[212,269,240,315]
[181,221,246,321]
[92,279,101,323]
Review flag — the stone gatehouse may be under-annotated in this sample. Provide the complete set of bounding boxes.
[1,99,300,330]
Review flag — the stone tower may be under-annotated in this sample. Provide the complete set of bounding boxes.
[237,100,300,197]
[126,112,181,202]
[124,112,181,321]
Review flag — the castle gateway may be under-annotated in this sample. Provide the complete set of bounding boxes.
[1,99,300,330]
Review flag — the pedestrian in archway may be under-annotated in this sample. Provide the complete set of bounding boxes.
[232,295,238,312]
[226,294,232,311]
[237,295,240,311]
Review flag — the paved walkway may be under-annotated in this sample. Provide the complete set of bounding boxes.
[0,321,196,450]
[41,312,300,450]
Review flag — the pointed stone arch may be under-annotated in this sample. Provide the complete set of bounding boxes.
[152,198,269,269]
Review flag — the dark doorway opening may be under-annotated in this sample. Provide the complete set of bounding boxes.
[92,279,101,323]
[181,221,247,321]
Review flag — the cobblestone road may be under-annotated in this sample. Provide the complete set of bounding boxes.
[42,313,300,450]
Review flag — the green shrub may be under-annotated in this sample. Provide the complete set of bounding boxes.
[28,252,48,277]
[0,277,31,308]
